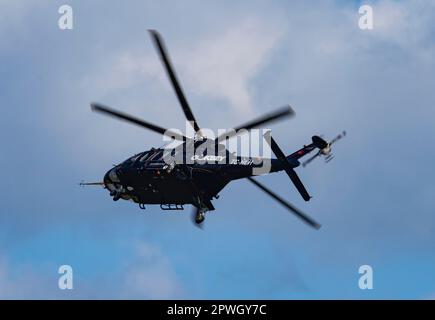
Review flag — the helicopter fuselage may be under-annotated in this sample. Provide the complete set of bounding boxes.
[103,147,305,211]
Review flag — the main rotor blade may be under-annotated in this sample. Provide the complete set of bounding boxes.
[267,136,311,201]
[215,106,295,143]
[247,177,321,229]
[302,151,321,167]
[149,29,201,134]
[91,103,187,141]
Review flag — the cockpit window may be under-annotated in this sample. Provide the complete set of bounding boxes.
[129,154,141,162]
[139,151,152,162]
[123,151,150,165]
[149,149,164,161]
[123,153,141,165]
[122,149,165,166]
[109,169,120,183]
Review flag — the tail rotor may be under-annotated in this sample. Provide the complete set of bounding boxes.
[302,131,346,167]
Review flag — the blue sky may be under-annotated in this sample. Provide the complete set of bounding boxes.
[1,0,435,299]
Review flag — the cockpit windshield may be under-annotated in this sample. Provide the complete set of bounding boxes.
[122,149,164,166]
[140,149,164,162]
[123,151,150,165]
[124,153,141,164]
[139,151,153,162]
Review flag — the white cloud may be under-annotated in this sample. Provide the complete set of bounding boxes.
[0,260,16,299]
[0,1,35,43]
[0,258,52,299]
[120,242,184,299]
[359,0,435,58]
[180,17,284,117]
[80,51,163,97]
[84,16,284,117]
[0,243,184,299]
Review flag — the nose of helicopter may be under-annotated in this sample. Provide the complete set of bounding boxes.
[103,170,111,187]
[103,167,132,201]
[103,167,119,192]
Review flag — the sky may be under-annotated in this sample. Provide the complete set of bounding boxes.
[0,0,435,299]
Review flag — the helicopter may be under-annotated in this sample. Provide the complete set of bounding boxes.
[82,30,346,229]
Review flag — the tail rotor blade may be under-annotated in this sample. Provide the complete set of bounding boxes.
[330,130,346,145]
[247,177,321,229]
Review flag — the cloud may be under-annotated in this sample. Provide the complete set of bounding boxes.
[180,17,285,117]
[120,242,184,299]
[0,241,184,299]
[0,258,54,299]
[0,259,19,299]
[355,0,435,60]
[0,1,37,49]
[82,16,284,117]
[372,0,435,44]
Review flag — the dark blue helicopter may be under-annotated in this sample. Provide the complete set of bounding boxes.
[82,30,345,229]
